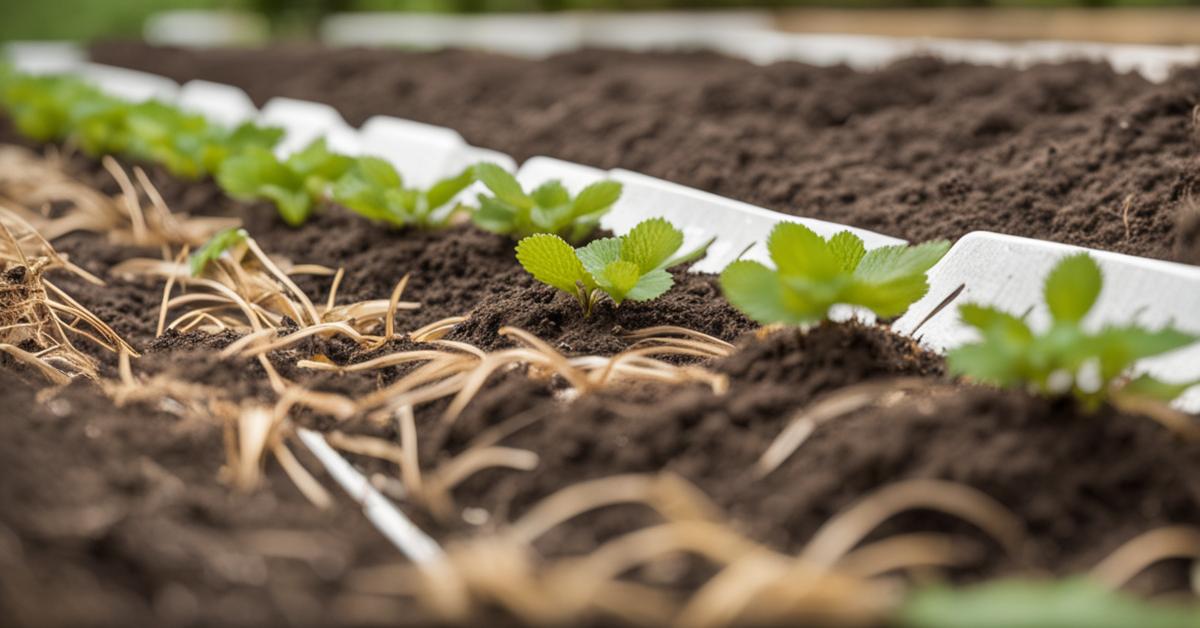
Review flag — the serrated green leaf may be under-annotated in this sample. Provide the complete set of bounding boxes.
[600,260,642,304]
[475,162,531,210]
[899,578,1200,628]
[1045,253,1102,323]
[216,146,297,199]
[571,180,622,217]
[827,231,866,272]
[473,195,520,235]
[576,237,622,281]
[843,274,929,318]
[625,269,674,302]
[621,218,683,273]
[531,180,570,209]
[720,260,795,325]
[959,303,1035,344]
[285,138,353,182]
[189,227,248,276]
[515,234,589,295]
[531,202,574,233]
[767,222,841,280]
[854,240,950,285]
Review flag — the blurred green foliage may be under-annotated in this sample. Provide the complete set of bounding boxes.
[2,0,1197,42]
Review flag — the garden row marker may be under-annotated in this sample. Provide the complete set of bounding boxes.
[359,115,475,188]
[315,17,1200,83]
[296,428,443,564]
[176,80,258,127]
[257,97,363,158]
[76,63,180,103]
[2,41,84,75]
[894,232,1200,413]
[318,11,771,57]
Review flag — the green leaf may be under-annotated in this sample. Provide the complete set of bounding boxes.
[515,234,589,295]
[473,195,519,235]
[1118,374,1200,403]
[599,260,642,305]
[424,167,475,211]
[625,268,674,302]
[216,147,297,199]
[189,227,248,276]
[767,222,840,280]
[621,218,683,273]
[261,185,313,227]
[475,162,531,210]
[720,260,794,325]
[576,237,622,282]
[854,240,951,285]
[571,180,622,217]
[899,578,1200,628]
[531,180,570,209]
[843,274,930,318]
[285,138,353,182]
[1044,253,1102,323]
[663,235,716,270]
[827,231,866,272]
[959,303,1035,344]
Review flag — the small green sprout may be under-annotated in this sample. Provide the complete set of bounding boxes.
[472,162,622,242]
[947,253,1199,408]
[189,227,248,276]
[720,223,950,325]
[216,138,352,226]
[516,218,713,317]
[332,157,475,228]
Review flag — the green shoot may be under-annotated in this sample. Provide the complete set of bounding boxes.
[900,578,1200,628]
[720,223,950,325]
[216,138,353,226]
[190,227,248,276]
[331,157,475,228]
[472,162,622,242]
[947,253,1199,408]
[516,218,713,317]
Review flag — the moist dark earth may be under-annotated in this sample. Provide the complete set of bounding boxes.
[2,47,1200,626]
[92,42,1200,264]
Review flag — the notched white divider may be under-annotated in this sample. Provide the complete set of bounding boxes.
[176,80,258,127]
[608,169,907,274]
[2,41,85,75]
[296,429,442,564]
[515,155,607,192]
[76,63,180,103]
[894,232,1200,412]
[258,97,359,157]
[359,115,468,187]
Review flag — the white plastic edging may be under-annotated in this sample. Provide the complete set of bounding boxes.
[176,80,259,127]
[2,41,85,75]
[608,169,906,275]
[296,428,443,563]
[358,115,469,187]
[76,63,180,103]
[258,97,357,157]
[893,232,1200,412]
[144,10,270,48]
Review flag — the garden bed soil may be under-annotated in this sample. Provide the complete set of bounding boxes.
[3,47,1200,625]
[92,42,1200,265]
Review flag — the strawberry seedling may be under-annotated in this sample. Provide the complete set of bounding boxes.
[332,157,475,228]
[472,162,622,242]
[217,138,352,226]
[516,218,713,317]
[720,223,950,325]
[947,253,1199,408]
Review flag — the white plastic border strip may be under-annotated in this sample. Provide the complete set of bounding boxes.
[894,232,1200,412]
[296,428,443,562]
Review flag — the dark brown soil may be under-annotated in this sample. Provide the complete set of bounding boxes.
[431,324,1200,595]
[91,43,1200,264]
[0,369,428,628]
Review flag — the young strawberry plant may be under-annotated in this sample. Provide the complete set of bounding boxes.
[720,223,950,325]
[516,217,712,316]
[331,157,475,228]
[216,138,352,226]
[472,162,622,242]
[947,253,1199,408]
